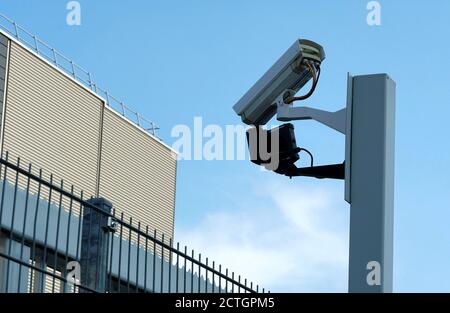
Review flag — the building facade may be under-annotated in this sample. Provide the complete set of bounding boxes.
[0,30,177,241]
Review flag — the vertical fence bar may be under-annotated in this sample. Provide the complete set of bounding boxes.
[104,218,111,293]
[136,222,141,293]
[84,198,93,290]
[183,246,187,293]
[17,163,32,292]
[40,174,54,293]
[176,242,180,293]
[205,258,208,293]
[225,269,228,293]
[198,254,201,293]
[0,152,6,290]
[144,226,149,292]
[51,180,64,293]
[160,234,165,293]
[212,261,215,293]
[152,230,156,292]
[0,152,9,233]
[219,265,222,293]
[117,213,124,293]
[75,191,84,293]
[126,218,132,292]
[94,205,102,291]
[63,185,75,293]
[108,209,116,293]
[231,272,234,293]
[29,168,42,293]
[5,158,21,292]
[168,238,172,293]
[190,250,194,293]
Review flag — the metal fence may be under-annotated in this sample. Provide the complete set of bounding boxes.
[0,153,263,293]
[0,13,160,136]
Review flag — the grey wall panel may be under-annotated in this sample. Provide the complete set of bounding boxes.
[0,36,7,69]
[2,41,103,197]
[0,60,6,68]
[0,44,7,59]
[0,34,7,47]
[99,109,176,239]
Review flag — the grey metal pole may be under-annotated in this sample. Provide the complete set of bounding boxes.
[80,198,112,292]
[347,74,396,293]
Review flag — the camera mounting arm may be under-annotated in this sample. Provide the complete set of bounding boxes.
[272,91,347,180]
[277,105,347,135]
[286,162,345,180]
[274,89,347,134]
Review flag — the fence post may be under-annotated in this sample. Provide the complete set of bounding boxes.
[80,198,112,293]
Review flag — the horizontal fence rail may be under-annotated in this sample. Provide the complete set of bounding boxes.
[0,13,160,137]
[0,153,263,293]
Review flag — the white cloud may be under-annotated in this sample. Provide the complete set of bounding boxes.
[175,179,350,292]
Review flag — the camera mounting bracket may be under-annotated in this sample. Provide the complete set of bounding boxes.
[273,90,346,180]
[276,162,345,180]
[275,91,347,134]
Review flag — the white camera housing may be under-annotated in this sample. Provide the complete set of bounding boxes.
[233,39,325,125]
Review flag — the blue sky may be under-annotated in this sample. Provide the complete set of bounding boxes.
[1,0,449,292]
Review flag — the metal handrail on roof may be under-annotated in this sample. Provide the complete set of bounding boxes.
[0,13,160,137]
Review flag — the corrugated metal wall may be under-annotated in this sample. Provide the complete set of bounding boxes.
[99,109,177,240]
[0,36,177,239]
[2,41,103,197]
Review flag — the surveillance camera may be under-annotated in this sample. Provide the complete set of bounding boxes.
[233,39,325,125]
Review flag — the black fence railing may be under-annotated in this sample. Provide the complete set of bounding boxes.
[0,153,263,293]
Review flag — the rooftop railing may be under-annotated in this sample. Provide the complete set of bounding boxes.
[0,13,160,137]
